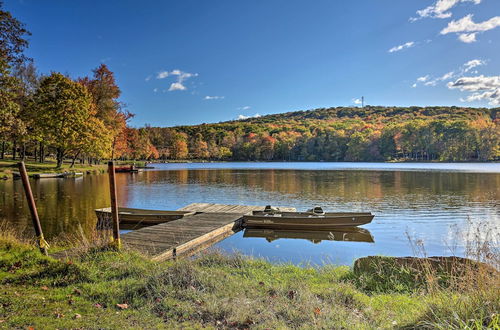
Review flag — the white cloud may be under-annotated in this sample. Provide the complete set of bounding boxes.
[154,69,199,91]
[448,75,500,105]
[352,98,362,104]
[412,59,486,88]
[417,75,430,82]
[153,88,158,93]
[458,33,477,43]
[412,60,495,104]
[237,113,261,120]
[237,106,251,110]
[145,75,152,81]
[441,14,500,42]
[440,71,455,80]
[204,95,225,100]
[388,41,415,53]
[168,82,186,91]
[157,71,169,79]
[412,0,481,21]
[463,59,486,72]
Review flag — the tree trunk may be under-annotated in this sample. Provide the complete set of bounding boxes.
[21,142,26,161]
[39,142,44,163]
[56,148,64,168]
[12,141,16,160]
[70,151,81,168]
[1,141,4,159]
[111,137,116,161]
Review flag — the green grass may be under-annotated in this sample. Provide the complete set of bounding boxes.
[1,233,498,329]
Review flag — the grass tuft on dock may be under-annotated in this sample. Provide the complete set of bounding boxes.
[0,231,498,329]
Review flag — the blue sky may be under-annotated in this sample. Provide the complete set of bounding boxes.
[5,0,500,126]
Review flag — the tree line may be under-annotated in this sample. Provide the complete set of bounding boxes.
[143,107,498,162]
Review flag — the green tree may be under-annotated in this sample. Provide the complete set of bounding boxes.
[0,2,31,159]
[32,73,99,168]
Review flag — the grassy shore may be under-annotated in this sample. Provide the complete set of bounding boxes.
[0,233,498,329]
[0,159,108,179]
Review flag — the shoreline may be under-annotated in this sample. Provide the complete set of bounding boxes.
[1,159,498,180]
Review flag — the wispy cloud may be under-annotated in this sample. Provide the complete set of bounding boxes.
[204,96,225,100]
[441,14,500,43]
[448,75,500,105]
[412,59,486,88]
[237,113,261,120]
[237,106,251,110]
[417,75,430,82]
[388,41,415,53]
[411,0,481,21]
[157,71,169,79]
[412,59,495,104]
[463,59,486,72]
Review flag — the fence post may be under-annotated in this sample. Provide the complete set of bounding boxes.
[108,161,121,249]
[18,162,49,255]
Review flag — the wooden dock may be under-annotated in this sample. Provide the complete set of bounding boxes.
[121,203,295,261]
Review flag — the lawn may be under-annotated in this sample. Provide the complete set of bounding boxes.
[0,232,498,329]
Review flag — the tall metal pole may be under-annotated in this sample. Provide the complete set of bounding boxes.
[18,162,48,255]
[108,161,121,249]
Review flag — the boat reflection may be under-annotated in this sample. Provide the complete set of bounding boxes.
[243,227,374,244]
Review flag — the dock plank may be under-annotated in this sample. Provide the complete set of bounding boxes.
[121,211,244,261]
[122,204,295,261]
[53,203,295,261]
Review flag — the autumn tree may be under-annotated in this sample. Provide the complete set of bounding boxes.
[0,59,24,159]
[12,62,41,160]
[170,132,189,159]
[79,64,132,159]
[32,73,106,168]
[190,133,209,159]
[0,2,31,159]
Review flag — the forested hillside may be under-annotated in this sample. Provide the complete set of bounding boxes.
[143,106,499,162]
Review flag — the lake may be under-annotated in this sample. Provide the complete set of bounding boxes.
[1,162,499,265]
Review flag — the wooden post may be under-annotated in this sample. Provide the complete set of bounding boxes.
[18,162,49,255]
[108,161,121,249]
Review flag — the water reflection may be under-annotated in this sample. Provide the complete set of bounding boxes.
[243,227,374,243]
[0,164,498,265]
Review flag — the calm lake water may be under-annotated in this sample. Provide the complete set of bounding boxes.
[1,162,499,265]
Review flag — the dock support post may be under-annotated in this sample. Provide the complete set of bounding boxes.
[108,161,121,250]
[18,162,49,256]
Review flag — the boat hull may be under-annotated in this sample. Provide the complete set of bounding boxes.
[95,207,195,227]
[33,173,63,178]
[243,227,374,243]
[243,214,374,229]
